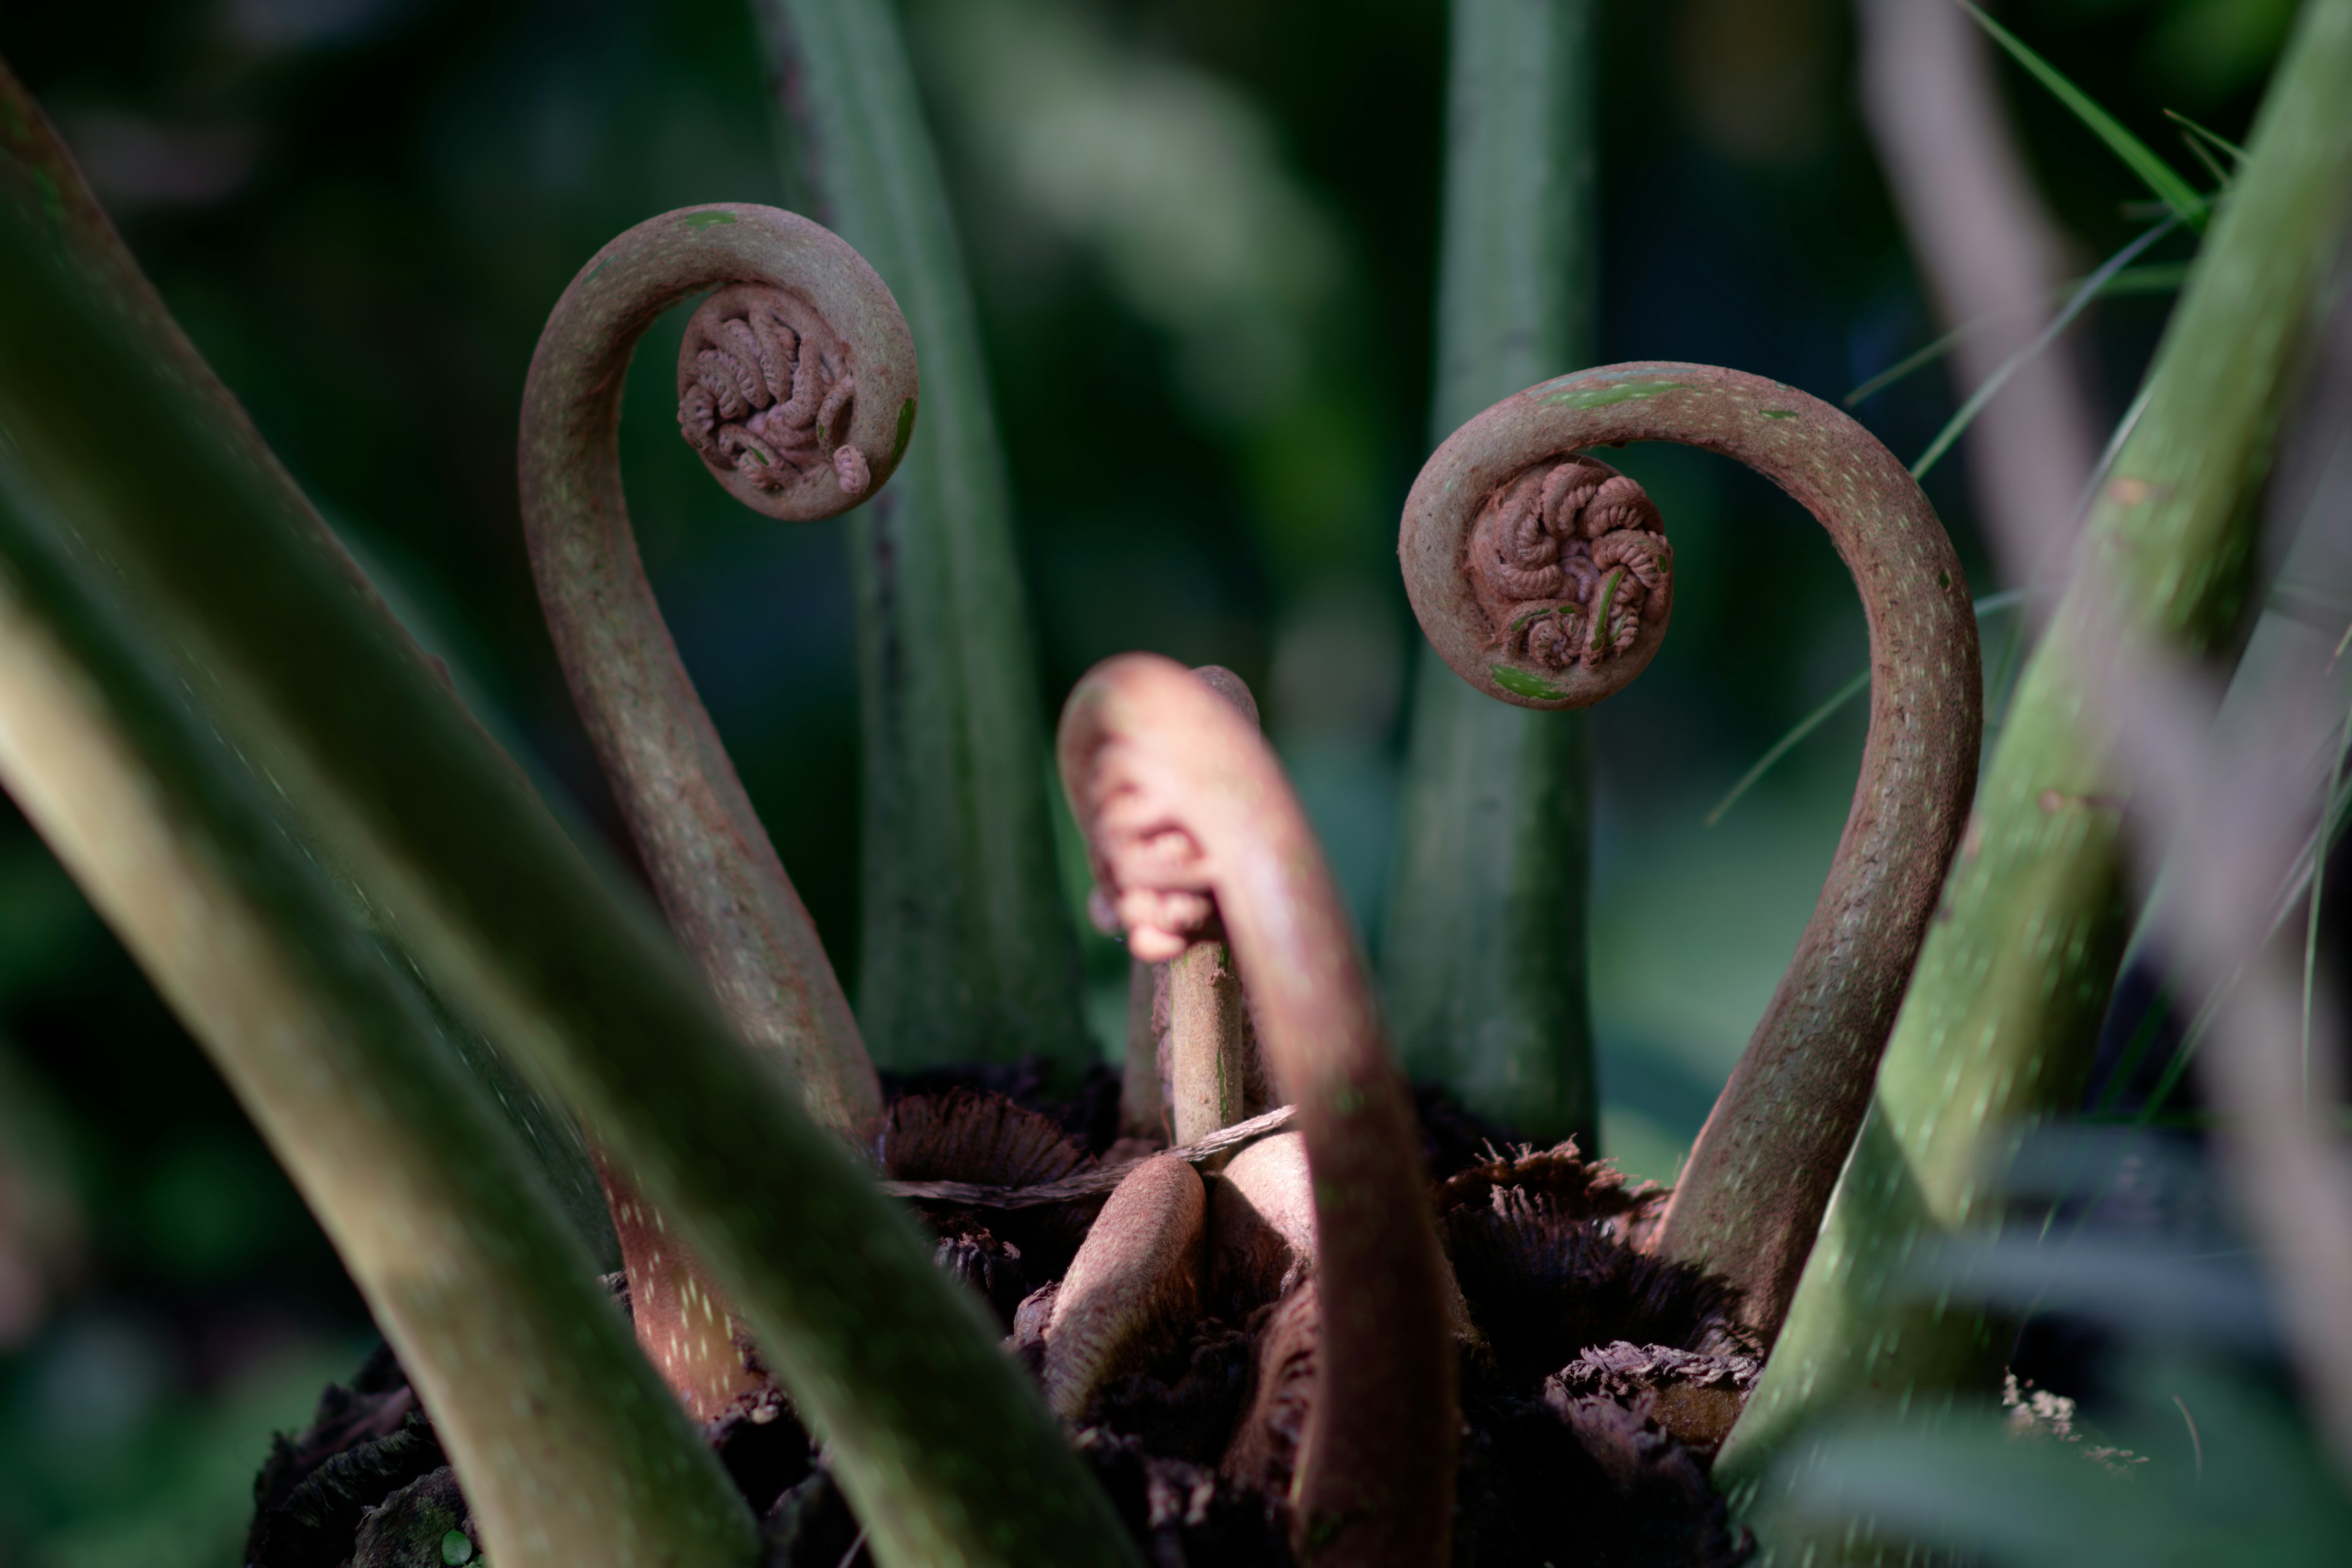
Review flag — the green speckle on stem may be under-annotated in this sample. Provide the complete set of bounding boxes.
[679,211,737,230]
[1589,567,1626,653]
[1762,409,1798,420]
[1534,376,1687,410]
[441,1530,475,1566]
[891,398,916,465]
[1939,570,1952,589]
[1490,665,1567,700]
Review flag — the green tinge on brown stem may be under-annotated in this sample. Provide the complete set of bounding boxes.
[522,203,908,1419]
[1167,941,1251,1147]
[1717,0,2352,1518]
[750,0,1092,1072]
[0,169,1137,1568]
[1061,654,1456,1567]
[523,203,897,1142]
[1400,364,1982,1345]
[0,442,756,1566]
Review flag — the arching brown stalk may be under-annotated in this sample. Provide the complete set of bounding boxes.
[520,203,914,1417]
[1400,363,1980,1346]
[1060,654,1455,1567]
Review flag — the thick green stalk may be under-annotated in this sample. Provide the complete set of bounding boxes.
[0,178,1136,1568]
[1388,0,1599,1144]
[747,0,1089,1071]
[1717,0,2352,1507]
[0,58,612,1264]
[0,458,756,1567]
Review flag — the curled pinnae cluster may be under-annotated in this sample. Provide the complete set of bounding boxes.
[1468,456,1670,671]
[1075,748,1218,963]
[677,287,870,499]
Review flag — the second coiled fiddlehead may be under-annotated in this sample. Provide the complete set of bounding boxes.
[1060,654,1456,1567]
[1400,363,1982,1346]
[520,204,913,1416]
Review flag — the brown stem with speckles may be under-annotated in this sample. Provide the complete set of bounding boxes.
[521,205,918,1417]
[1060,654,1455,1567]
[1400,363,1981,1348]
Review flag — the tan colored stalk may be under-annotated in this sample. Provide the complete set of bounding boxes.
[1400,364,1981,1344]
[1037,1154,1207,1419]
[1060,654,1454,1567]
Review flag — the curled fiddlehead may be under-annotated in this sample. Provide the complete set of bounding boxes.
[520,204,914,1417]
[1401,363,1981,1346]
[1060,654,1455,1567]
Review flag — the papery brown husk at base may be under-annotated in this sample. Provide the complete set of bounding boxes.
[245,1073,1757,1568]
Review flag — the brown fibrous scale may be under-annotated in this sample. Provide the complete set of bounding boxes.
[676,282,868,499]
[1467,454,1672,672]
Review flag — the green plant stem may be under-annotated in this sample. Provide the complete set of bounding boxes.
[1387,0,1599,1146]
[0,453,756,1567]
[1719,0,2352,1512]
[0,168,1136,1568]
[747,0,1089,1072]
[0,56,617,1267]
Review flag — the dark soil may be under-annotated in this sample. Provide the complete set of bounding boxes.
[246,1074,1754,1567]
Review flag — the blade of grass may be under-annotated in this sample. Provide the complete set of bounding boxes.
[1913,219,2176,481]
[1846,263,2189,409]
[1705,590,2024,826]
[2166,107,2250,166]
[1962,2,2209,228]
[1705,673,1871,827]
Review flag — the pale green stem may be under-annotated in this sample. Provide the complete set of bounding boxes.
[1720,0,2352,1523]
[1389,0,1600,1148]
[0,455,757,1568]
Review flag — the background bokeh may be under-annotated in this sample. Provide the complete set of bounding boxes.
[0,0,2309,1561]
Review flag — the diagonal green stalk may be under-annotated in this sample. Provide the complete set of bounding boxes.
[745,0,1089,1072]
[1961,2,2210,229]
[0,445,757,1567]
[1719,0,2352,1517]
[0,161,1136,1568]
[1387,0,1599,1146]
[0,64,621,1275]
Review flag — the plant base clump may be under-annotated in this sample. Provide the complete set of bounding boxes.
[247,1069,1757,1567]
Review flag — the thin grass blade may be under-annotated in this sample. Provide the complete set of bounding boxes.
[1963,2,2209,228]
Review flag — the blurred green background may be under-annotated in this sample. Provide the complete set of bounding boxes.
[0,0,2299,1561]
